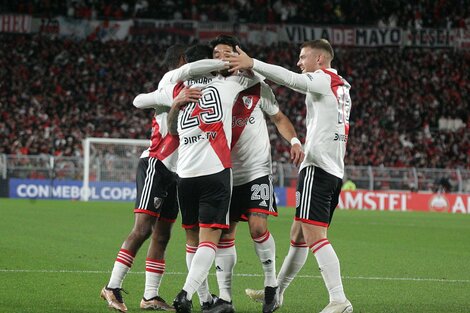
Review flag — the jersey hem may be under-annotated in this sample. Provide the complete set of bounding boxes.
[294,217,329,228]
[134,209,160,218]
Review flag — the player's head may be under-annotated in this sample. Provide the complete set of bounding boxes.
[184,44,212,63]
[210,34,240,76]
[297,39,334,73]
[163,44,186,70]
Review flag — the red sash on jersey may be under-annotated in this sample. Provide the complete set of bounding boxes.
[190,104,231,169]
[147,82,185,160]
[321,69,349,136]
[231,83,261,148]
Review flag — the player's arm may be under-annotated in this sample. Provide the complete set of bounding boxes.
[269,111,304,167]
[133,86,173,109]
[261,83,304,166]
[167,86,202,135]
[168,59,229,83]
[225,46,329,95]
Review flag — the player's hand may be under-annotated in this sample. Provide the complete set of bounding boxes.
[291,143,304,167]
[224,46,254,72]
[173,86,202,108]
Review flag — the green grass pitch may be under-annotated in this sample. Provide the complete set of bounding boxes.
[1,198,469,312]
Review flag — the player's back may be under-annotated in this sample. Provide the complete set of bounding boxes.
[176,74,258,178]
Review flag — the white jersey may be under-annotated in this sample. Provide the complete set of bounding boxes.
[253,60,352,178]
[133,72,179,172]
[133,60,229,172]
[231,82,279,186]
[176,74,258,178]
[151,60,259,178]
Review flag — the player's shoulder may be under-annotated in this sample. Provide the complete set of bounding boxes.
[157,70,175,89]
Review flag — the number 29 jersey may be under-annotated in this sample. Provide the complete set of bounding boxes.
[177,75,256,178]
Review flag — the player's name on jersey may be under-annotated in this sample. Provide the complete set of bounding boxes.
[187,77,213,86]
[183,131,217,144]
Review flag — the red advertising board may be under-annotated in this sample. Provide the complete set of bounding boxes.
[339,190,470,214]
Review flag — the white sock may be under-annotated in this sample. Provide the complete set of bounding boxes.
[215,239,237,302]
[311,239,347,303]
[277,241,308,295]
[186,244,212,304]
[108,249,135,289]
[253,231,277,287]
[183,242,217,300]
[143,258,165,300]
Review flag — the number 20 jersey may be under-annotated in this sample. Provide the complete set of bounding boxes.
[177,74,257,178]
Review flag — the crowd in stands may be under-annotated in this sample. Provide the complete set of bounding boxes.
[3,0,470,28]
[0,33,469,170]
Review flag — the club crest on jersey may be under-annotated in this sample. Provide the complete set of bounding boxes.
[242,96,254,109]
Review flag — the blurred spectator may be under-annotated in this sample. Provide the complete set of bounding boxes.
[0,33,469,171]
[1,0,469,28]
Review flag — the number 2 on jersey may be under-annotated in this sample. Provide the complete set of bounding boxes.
[180,86,223,129]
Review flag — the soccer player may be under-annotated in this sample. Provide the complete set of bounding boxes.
[100,44,186,312]
[161,50,262,313]
[209,35,304,313]
[225,39,353,313]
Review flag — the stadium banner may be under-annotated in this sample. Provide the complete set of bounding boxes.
[55,17,132,41]
[34,17,60,35]
[0,15,32,33]
[339,190,470,214]
[130,19,197,42]
[132,19,196,36]
[404,28,455,47]
[9,178,136,201]
[56,16,91,39]
[455,28,470,49]
[88,19,133,41]
[279,25,402,46]
[197,22,248,41]
[245,24,279,46]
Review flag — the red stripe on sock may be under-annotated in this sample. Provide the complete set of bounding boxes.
[290,240,308,247]
[199,241,217,252]
[217,239,235,249]
[116,249,135,267]
[116,257,133,267]
[310,238,328,249]
[186,245,197,253]
[311,241,330,254]
[253,230,270,243]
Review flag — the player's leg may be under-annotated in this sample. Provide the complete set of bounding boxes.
[101,157,157,312]
[245,219,308,307]
[275,220,308,305]
[174,169,232,313]
[244,175,279,312]
[214,222,238,303]
[176,227,222,313]
[298,166,352,313]
[184,226,215,307]
[141,220,175,311]
[141,174,178,311]
[101,212,155,312]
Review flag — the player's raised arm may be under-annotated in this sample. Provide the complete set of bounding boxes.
[225,46,330,95]
[167,59,229,83]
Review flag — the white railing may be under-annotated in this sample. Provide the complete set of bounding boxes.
[1,154,469,193]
